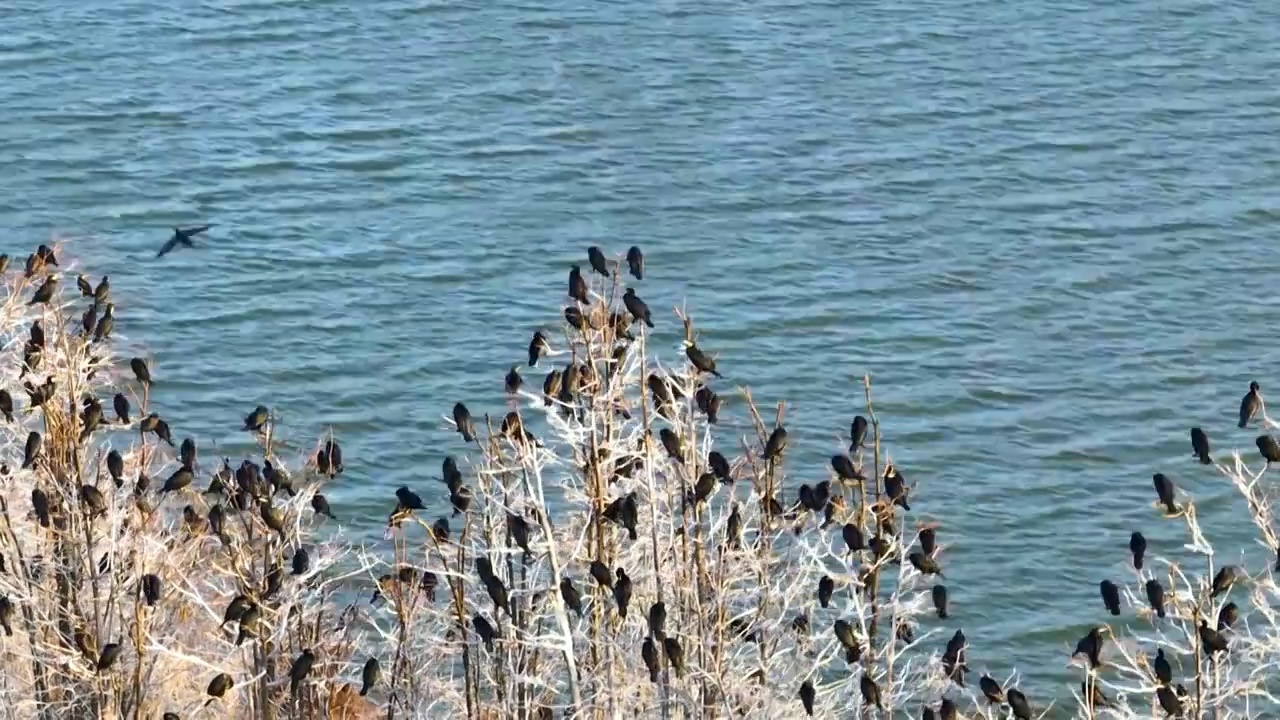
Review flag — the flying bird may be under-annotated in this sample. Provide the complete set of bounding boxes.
[157,225,211,258]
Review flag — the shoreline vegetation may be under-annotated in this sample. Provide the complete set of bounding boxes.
[0,238,1275,719]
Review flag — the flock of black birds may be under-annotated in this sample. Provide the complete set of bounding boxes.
[0,239,386,716]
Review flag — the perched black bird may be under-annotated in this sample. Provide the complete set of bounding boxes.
[243,405,269,432]
[568,265,589,304]
[762,426,788,461]
[81,485,106,516]
[590,560,613,589]
[1190,427,1211,464]
[939,698,959,720]
[112,393,130,424]
[613,568,632,618]
[817,575,834,608]
[691,473,716,506]
[708,450,732,482]
[798,679,815,716]
[0,254,7,274]
[0,390,12,422]
[1152,473,1179,515]
[260,504,285,535]
[528,331,549,367]
[28,276,57,306]
[22,431,40,469]
[289,649,315,696]
[130,358,151,386]
[685,343,722,378]
[507,513,532,553]
[141,574,162,606]
[77,274,93,297]
[909,552,944,577]
[1007,689,1032,720]
[311,494,334,519]
[448,402,475,443]
[587,246,610,276]
[564,305,586,331]
[622,288,653,328]
[443,457,463,492]
[292,547,310,576]
[626,246,644,280]
[153,417,174,446]
[694,386,721,424]
[831,454,860,481]
[542,369,562,406]
[659,428,684,464]
[919,527,937,556]
[504,365,523,395]
[94,303,114,342]
[206,673,233,704]
[97,643,123,672]
[317,438,344,476]
[1130,531,1147,570]
[860,673,883,711]
[1153,648,1172,686]
[1258,435,1280,465]
[642,637,660,683]
[1157,685,1183,717]
[157,225,211,258]
[1218,601,1238,631]
[1100,579,1121,616]
[484,576,511,617]
[162,465,194,493]
[35,244,57,268]
[663,637,684,677]
[473,614,498,651]
[220,595,252,627]
[0,596,14,636]
[726,503,742,549]
[1240,381,1263,428]
[648,601,666,640]
[1074,627,1105,668]
[235,605,261,645]
[360,658,380,696]
[1146,578,1167,619]
[179,437,197,468]
[979,674,1004,703]
[842,523,866,553]
[1211,565,1237,597]
[93,275,109,303]
[560,577,583,618]
[932,584,949,618]
[884,466,910,510]
[450,485,473,515]
[1199,619,1228,655]
[396,486,426,511]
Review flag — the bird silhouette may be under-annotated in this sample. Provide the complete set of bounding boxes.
[157,225,211,258]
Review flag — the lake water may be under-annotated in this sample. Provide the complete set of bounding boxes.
[3,0,1279,701]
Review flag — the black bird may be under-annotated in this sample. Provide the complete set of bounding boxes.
[141,574,162,606]
[884,466,910,510]
[1152,473,1179,515]
[484,576,510,617]
[260,504,285,535]
[979,674,1004,703]
[613,568,632,618]
[289,649,315,696]
[626,246,644,280]
[590,560,613,589]
[94,303,114,342]
[932,585,949,618]
[0,254,7,274]
[762,426,788,461]
[833,619,859,655]
[1157,685,1183,717]
[622,288,653,328]
[443,457,463,492]
[112,393,130,424]
[157,225,210,258]
[909,552,944,577]
[1154,648,1172,685]
[311,494,334,519]
[97,643,123,672]
[528,331,549,367]
[642,637,660,682]
[850,415,869,451]
[1218,601,1238,631]
[726,504,742,549]
[708,450,732,482]
[179,437,197,468]
[694,386,721,423]
[473,614,498,651]
[1240,381,1262,428]
[360,658,380,696]
[77,274,93,296]
[1146,578,1167,619]
[568,264,589,304]
[36,244,57,268]
[542,369,562,406]
[564,305,586,331]
[919,527,937,556]
[151,417,174,446]
[587,246,609,276]
[831,454,860,481]
[0,596,13,636]
[1258,435,1280,465]
[859,673,883,711]
[798,679,815,716]
[318,438,344,476]
[292,547,310,575]
[659,428,684,464]
[648,601,666,640]
[1211,566,1237,597]
[939,698,958,720]
[842,523,865,553]
[81,485,106,516]
[1130,531,1147,570]
[689,472,717,507]
[663,637,684,677]
[450,485,473,515]
[560,577,583,618]
[243,405,269,432]
[507,513,532,553]
[29,276,57,306]
[1007,689,1032,720]
[162,465,194,493]
[94,275,109,303]
[206,673,233,704]
[452,402,476,442]
[1100,580,1121,615]
[685,343,722,378]
[1199,619,1228,655]
[22,431,40,469]
[396,486,426,511]
[817,575,834,608]
[504,365,523,395]
[1074,627,1105,668]
[1190,427,1211,464]
[81,303,98,335]
[220,595,252,627]
[0,390,12,422]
